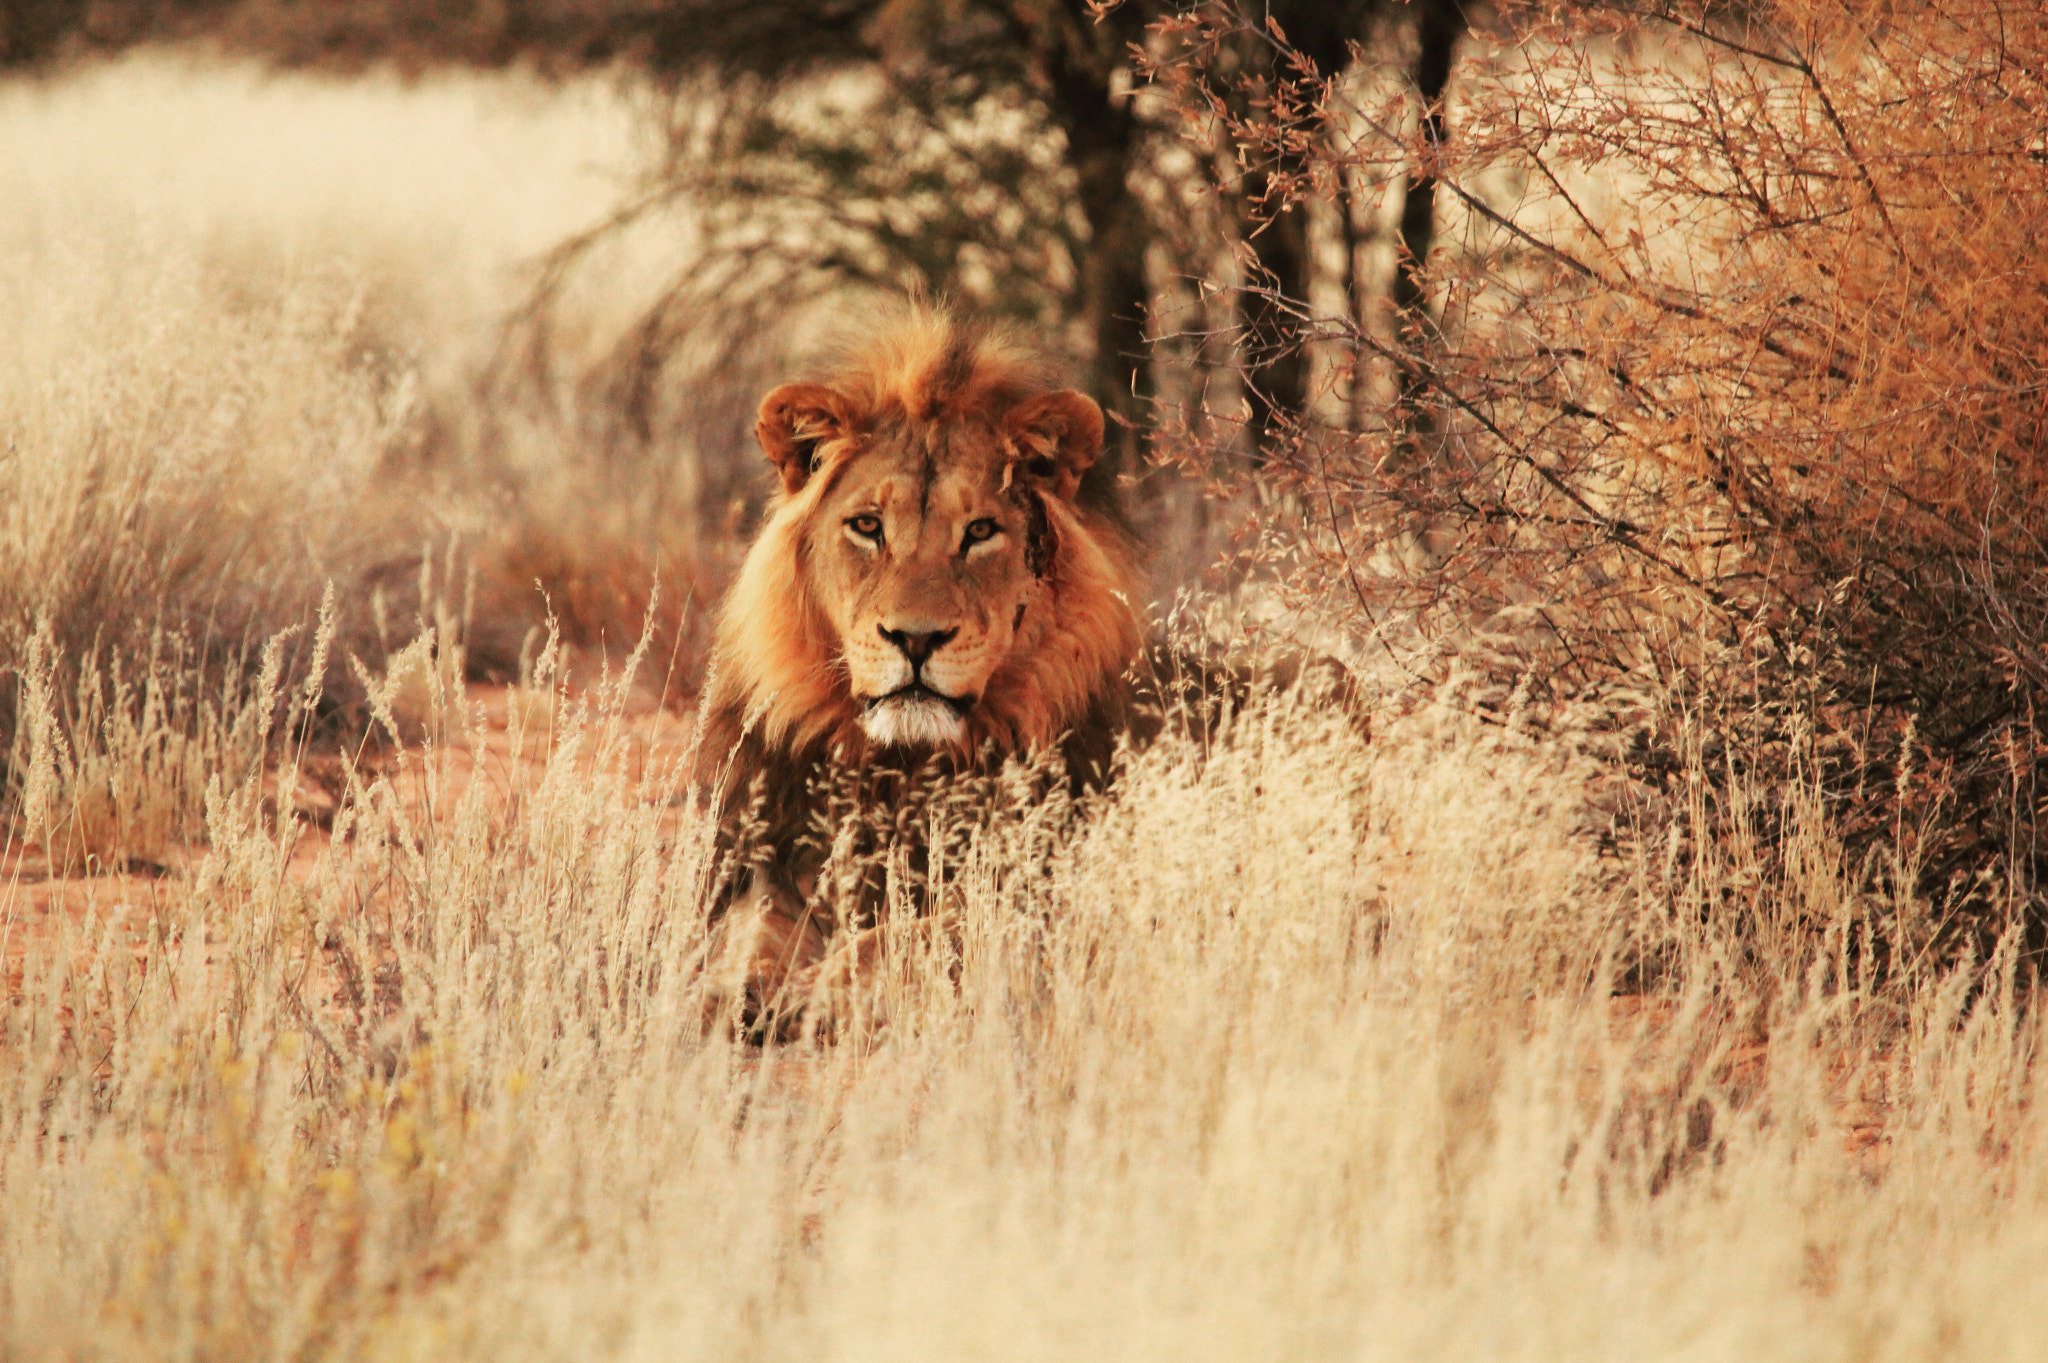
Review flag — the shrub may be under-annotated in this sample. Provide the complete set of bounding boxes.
[1144,0,2048,964]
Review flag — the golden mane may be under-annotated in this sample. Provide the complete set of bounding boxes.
[701,306,1145,764]
[820,304,1061,424]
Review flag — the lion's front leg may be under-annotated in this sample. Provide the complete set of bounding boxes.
[755,922,894,1042]
[785,924,888,1029]
[708,877,831,1042]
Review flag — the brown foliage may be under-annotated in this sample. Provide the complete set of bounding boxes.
[1148,0,2048,959]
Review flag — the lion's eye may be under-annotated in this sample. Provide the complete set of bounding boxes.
[962,518,1000,550]
[846,514,884,542]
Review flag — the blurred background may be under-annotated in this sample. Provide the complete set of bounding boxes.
[2,0,2044,956]
[0,0,1473,683]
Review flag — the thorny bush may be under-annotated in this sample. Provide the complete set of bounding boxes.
[1142,0,2048,969]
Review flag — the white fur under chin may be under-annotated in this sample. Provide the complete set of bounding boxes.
[860,696,968,748]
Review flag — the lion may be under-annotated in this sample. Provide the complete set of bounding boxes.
[694,305,1150,1036]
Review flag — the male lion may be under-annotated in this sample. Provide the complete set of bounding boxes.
[696,306,1149,1035]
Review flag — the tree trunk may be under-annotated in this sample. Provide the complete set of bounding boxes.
[1241,202,1315,454]
[1035,11,1151,511]
[1069,110,1151,494]
[1239,3,1371,455]
[1390,0,1462,462]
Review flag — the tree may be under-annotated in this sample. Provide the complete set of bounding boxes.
[1137,0,1469,470]
[580,0,1162,499]
[516,1,1479,496]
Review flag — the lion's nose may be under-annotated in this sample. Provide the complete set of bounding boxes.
[879,624,959,667]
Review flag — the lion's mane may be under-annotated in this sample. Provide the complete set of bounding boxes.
[694,310,1147,821]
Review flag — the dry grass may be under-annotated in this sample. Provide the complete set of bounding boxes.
[5,649,2043,1360]
[0,51,2044,1363]
[0,51,707,708]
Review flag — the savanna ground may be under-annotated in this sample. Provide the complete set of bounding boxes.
[2,46,2045,1363]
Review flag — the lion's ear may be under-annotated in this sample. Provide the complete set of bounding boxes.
[1004,390,1102,502]
[757,383,854,494]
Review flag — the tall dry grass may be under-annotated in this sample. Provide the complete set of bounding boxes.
[3,644,2043,1360]
[0,53,702,858]
[0,52,710,717]
[0,50,2044,1363]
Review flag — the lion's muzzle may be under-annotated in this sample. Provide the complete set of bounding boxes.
[853,622,979,747]
[860,686,972,747]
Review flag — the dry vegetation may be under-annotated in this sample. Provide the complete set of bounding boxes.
[1150,0,2048,961]
[2,23,2046,1362]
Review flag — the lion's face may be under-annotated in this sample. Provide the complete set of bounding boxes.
[709,325,1143,758]
[804,410,1064,747]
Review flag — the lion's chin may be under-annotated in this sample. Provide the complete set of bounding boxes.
[859,695,969,749]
